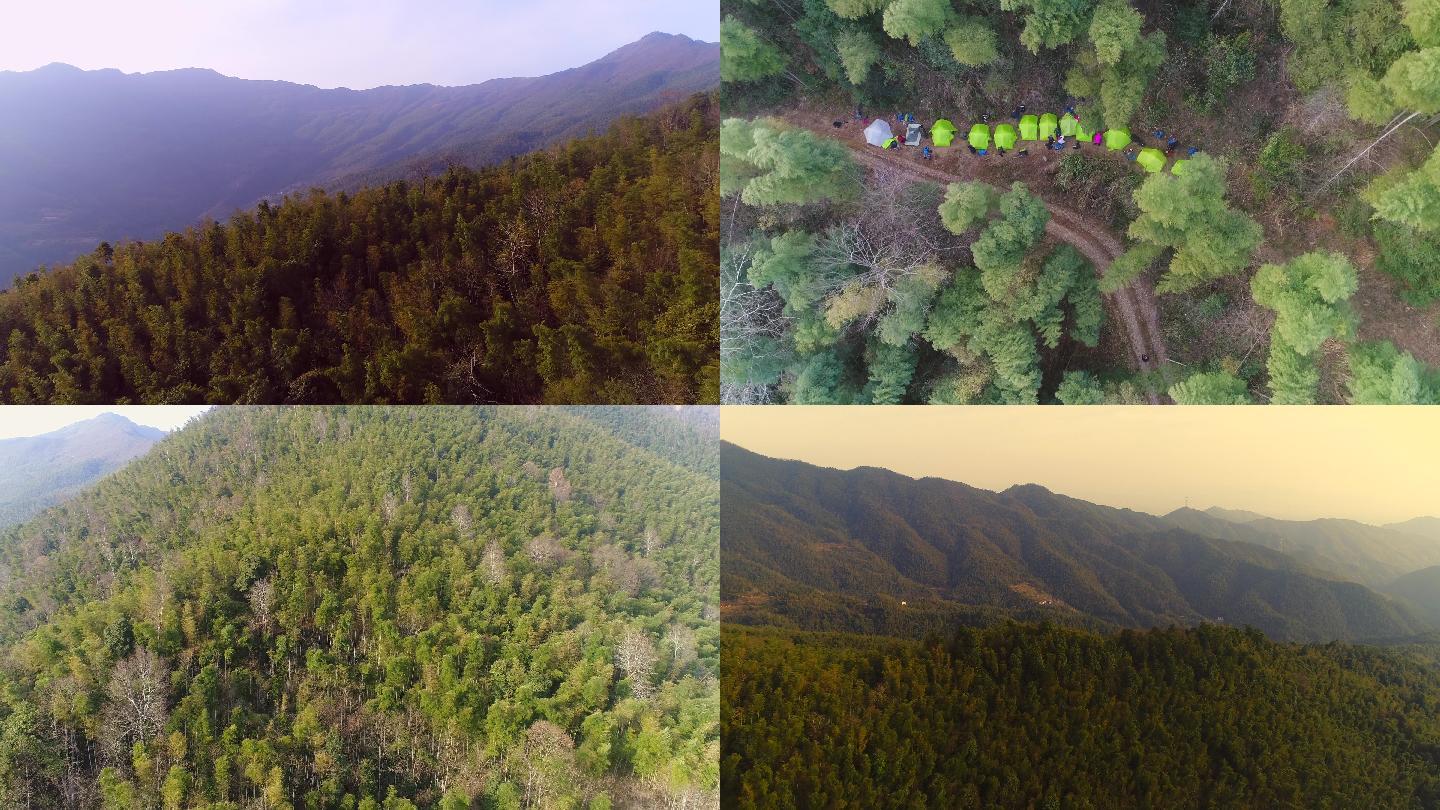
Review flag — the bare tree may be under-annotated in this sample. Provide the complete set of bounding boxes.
[482,540,508,584]
[547,467,573,503]
[615,629,658,700]
[248,576,276,633]
[520,720,575,809]
[719,240,789,405]
[810,170,963,330]
[666,622,698,677]
[643,524,663,557]
[102,648,169,759]
[526,534,567,568]
[451,503,473,538]
[381,491,399,523]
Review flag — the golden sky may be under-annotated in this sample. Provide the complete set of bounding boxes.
[722,407,1440,525]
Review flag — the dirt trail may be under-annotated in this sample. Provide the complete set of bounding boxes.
[825,127,1173,403]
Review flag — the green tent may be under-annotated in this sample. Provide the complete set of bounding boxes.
[883,137,899,149]
[1170,159,1189,175]
[931,119,957,147]
[993,123,1017,150]
[1077,119,1095,142]
[1019,114,1039,141]
[1137,147,1166,173]
[1060,113,1078,137]
[1039,113,1059,140]
[1104,128,1132,151]
[968,123,991,150]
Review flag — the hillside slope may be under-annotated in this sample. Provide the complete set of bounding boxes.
[0,95,719,405]
[0,32,718,281]
[1165,507,1440,587]
[0,406,719,808]
[723,624,1440,809]
[721,443,1426,642]
[0,413,163,527]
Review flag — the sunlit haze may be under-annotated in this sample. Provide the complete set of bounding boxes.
[723,406,1440,525]
[0,406,211,439]
[0,1,719,89]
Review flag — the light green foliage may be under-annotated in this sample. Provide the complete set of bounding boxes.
[1067,24,1165,131]
[720,117,860,207]
[1251,252,1358,355]
[878,266,949,346]
[827,0,891,18]
[1367,146,1440,234]
[1056,370,1107,403]
[944,19,1001,67]
[721,16,787,83]
[0,407,720,807]
[1100,242,1165,293]
[1252,251,1357,404]
[938,182,1001,234]
[1265,342,1322,404]
[1407,0,1440,46]
[926,183,1102,403]
[1346,72,1399,124]
[883,0,957,45]
[1004,0,1100,53]
[836,29,883,84]
[751,232,824,312]
[792,349,856,403]
[1373,220,1440,303]
[1127,154,1262,294]
[1168,370,1253,404]
[1346,340,1439,402]
[1382,47,1440,113]
[866,340,919,403]
[1278,0,1413,94]
[1088,0,1143,65]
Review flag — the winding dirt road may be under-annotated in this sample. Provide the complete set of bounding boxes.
[840,139,1173,403]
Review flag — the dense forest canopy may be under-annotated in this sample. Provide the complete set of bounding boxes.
[723,624,1440,809]
[719,0,1440,404]
[0,406,720,809]
[720,443,1440,807]
[0,95,720,406]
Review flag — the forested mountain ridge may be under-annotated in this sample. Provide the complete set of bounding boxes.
[1164,506,1440,588]
[0,32,719,281]
[721,443,1427,642]
[0,95,719,405]
[0,406,719,808]
[0,413,164,528]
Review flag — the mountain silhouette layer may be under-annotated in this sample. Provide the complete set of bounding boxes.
[0,32,718,283]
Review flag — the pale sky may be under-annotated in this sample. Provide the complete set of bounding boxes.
[0,406,211,440]
[723,407,1440,525]
[0,1,718,89]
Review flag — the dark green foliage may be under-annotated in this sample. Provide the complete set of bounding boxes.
[1253,127,1310,199]
[0,407,719,807]
[723,623,1440,809]
[0,96,721,406]
[1375,223,1440,304]
[1198,32,1257,110]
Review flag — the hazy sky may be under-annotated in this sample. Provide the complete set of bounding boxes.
[723,407,1440,525]
[0,1,718,89]
[0,406,211,439]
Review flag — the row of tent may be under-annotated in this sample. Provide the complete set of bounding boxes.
[864,115,1193,174]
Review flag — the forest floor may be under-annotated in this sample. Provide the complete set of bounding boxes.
[785,106,1173,402]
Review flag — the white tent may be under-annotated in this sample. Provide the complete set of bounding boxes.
[864,118,894,147]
